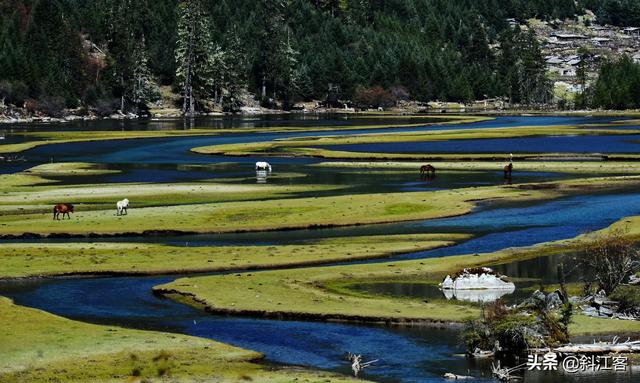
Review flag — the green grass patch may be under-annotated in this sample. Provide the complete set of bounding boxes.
[384,203,433,215]
[2,175,638,236]
[0,233,468,278]
[23,162,120,177]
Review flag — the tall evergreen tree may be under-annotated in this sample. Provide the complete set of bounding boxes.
[221,28,248,112]
[256,0,288,100]
[130,38,159,114]
[276,30,300,108]
[175,0,216,116]
[591,56,640,109]
[104,0,137,112]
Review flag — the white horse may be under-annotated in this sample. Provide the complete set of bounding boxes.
[116,198,129,216]
[255,161,272,172]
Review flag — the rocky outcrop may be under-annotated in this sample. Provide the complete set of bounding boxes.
[518,289,565,310]
[574,290,638,320]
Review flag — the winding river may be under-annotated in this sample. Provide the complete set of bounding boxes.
[1,115,640,382]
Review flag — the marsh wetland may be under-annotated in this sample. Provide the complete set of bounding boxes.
[2,115,640,382]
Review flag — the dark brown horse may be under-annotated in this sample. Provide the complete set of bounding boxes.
[503,163,513,178]
[53,203,74,220]
[420,164,436,175]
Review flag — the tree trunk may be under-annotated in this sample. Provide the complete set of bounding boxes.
[188,85,195,117]
[120,75,125,113]
[183,23,195,117]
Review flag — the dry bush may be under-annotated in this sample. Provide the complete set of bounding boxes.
[576,228,640,294]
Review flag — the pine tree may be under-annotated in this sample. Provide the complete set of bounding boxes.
[257,0,287,100]
[516,30,551,105]
[222,28,248,112]
[175,0,216,116]
[105,0,137,112]
[277,31,300,108]
[209,43,227,104]
[575,47,591,108]
[130,38,159,114]
[294,63,315,101]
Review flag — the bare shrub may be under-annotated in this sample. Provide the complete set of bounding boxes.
[576,228,640,294]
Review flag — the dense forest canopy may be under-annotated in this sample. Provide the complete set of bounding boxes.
[0,0,638,113]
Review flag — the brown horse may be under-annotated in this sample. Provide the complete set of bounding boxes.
[420,164,436,175]
[53,203,74,220]
[503,163,513,178]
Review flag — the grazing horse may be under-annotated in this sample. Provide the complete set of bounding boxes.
[255,161,272,172]
[420,164,436,175]
[116,198,129,216]
[503,162,513,178]
[53,203,74,220]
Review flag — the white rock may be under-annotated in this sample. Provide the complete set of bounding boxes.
[439,268,515,290]
[439,268,515,303]
[441,275,454,289]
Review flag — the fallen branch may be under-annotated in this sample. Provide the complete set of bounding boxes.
[532,337,640,355]
[346,352,378,377]
[491,361,525,381]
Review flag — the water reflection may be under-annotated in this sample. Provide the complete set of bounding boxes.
[256,169,269,183]
[1,114,445,132]
[442,287,514,303]
[350,281,524,305]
